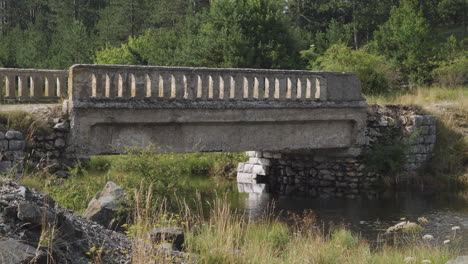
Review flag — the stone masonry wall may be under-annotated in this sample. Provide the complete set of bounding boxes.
[237,104,437,198]
[0,131,26,175]
[0,118,71,177]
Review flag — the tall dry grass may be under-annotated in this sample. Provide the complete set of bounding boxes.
[128,188,457,264]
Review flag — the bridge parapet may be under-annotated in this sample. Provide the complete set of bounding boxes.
[0,68,68,102]
[68,64,363,104]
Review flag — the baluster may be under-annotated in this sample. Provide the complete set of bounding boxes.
[31,75,44,98]
[173,73,185,99]
[185,72,196,100]
[315,77,325,100]
[18,75,26,98]
[255,77,265,100]
[219,75,227,100]
[234,73,244,100]
[199,74,209,100]
[133,72,145,99]
[212,73,220,99]
[296,77,306,99]
[92,73,105,98]
[306,78,315,99]
[265,76,274,100]
[44,77,51,97]
[229,76,236,99]
[289,76,297,100]
[245,75,254,99]
[57,76,67,98]
[144,73,151,98]
[170,74,176,98]
[148,72,159,99]
[117,72,129,98]
[278,76,287,100]
[5,74,16,98]
[162,72,171,99]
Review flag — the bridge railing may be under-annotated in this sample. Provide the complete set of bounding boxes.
[0,68,68,102]
[69,64,363,102]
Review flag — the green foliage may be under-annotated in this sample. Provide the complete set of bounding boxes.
[372,0,432,84]
[313,20,352,54]
[330,229,359,248]
[48,20,94,69]
[191,0,306,69]
[362,127,410,176]
[432,52,468,88]
[309,44,395,94]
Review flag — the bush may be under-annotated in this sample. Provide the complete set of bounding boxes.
[432,53,468,87]
[314,44,395,94]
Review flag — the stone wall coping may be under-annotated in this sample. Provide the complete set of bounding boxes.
[70,64,355,76]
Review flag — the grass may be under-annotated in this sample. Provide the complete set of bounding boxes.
[21,150,247,215]
[128,192,458,264]
[0,110,53,138]
[367,85,468,187]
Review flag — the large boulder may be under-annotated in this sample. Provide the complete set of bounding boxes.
[83,181,127,230]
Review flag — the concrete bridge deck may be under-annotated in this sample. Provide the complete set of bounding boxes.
[1,65,367,157]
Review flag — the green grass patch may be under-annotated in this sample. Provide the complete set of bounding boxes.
[22,149,247,215]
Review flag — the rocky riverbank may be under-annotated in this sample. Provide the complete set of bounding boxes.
[0,178,131,264]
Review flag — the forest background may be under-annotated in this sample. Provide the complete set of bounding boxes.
[0,0,466,94]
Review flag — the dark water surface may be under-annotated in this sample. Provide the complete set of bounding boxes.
[239,188,468,252]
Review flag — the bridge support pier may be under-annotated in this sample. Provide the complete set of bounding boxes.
[237,151,376,199]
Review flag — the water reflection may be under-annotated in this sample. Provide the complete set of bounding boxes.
[238,183,468,252]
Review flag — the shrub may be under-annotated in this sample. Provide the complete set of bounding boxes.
[432,52,468,87]
[314,44,395,94]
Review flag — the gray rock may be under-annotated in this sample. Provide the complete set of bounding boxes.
[5,151,25,161]
[0,140,9,150]
[8,140,25,151]
[5,131,23,140]
[54,138,66,148]
[0,161,12,174]
[0,132,4,140]
[83,181,127,229]
[446,256,468,264]
[17,202,55,226]
[149,227,185,250]
[0,238,36,264]
[53,122,70,132]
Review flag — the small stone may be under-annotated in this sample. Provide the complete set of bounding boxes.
[5,131,23,140]
[0,140,8,150]
[53,122,70,132]
[8,140,25,151]
[148,227,184,250]
[0,161,12,174]
[246,151,262,158]
[54,138,66,148]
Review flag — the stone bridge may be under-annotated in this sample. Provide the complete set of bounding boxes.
[7,65,435,200]
[64,65,367,157]
[1,65,367,156]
